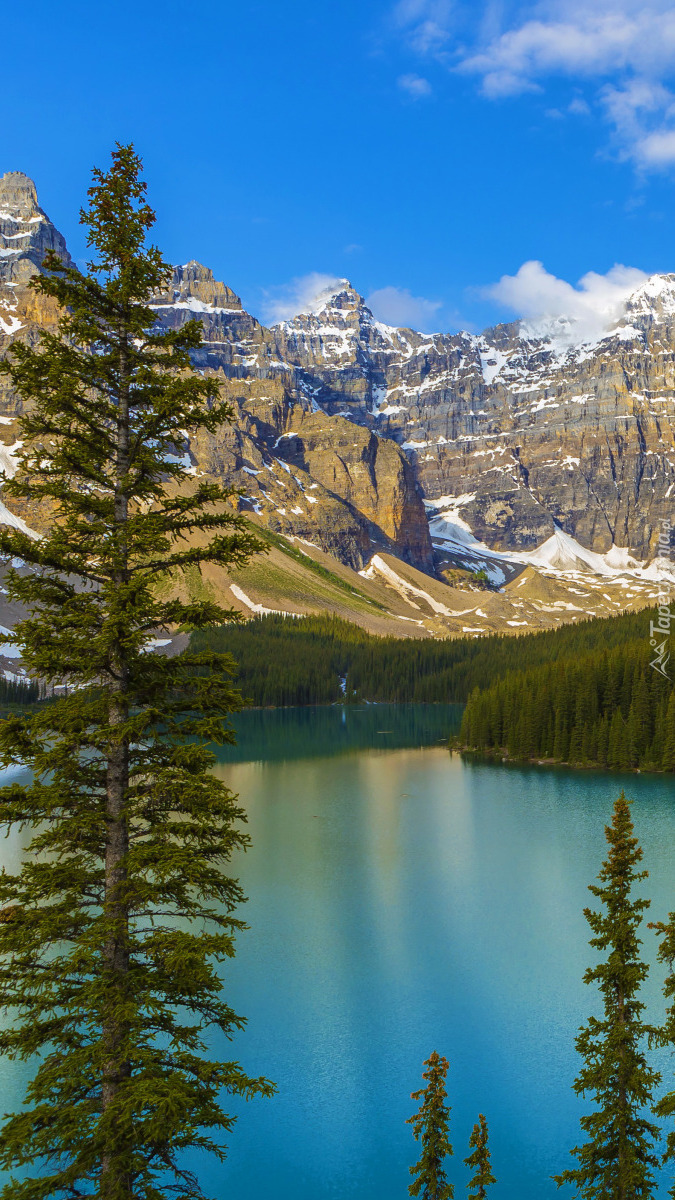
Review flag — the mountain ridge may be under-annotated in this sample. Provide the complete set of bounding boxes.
[0,168,671,658]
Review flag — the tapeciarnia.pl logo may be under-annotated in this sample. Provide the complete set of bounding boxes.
[650,518,673,679]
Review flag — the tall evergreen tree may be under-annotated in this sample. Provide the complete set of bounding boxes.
[464,1114,495,1200]
[662,693,675,771]
[0,145,274,1200]
[553,792,660,1200]
[648,912,675,1198]
[407,1051,454,1200]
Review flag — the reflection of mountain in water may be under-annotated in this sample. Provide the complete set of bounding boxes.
[214,704,463,764]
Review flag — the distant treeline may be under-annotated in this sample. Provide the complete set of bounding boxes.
[459,626,675,771]
[191,608,664,709]
[0,675,40,709]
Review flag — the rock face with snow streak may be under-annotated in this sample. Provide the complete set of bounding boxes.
[0,172,71,286]
[1,171,675,585]
[268,280,675,561]
[0,171,73,359]
[168,267,675,564]
[0,195,435,572]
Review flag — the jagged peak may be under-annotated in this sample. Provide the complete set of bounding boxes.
[622,271,675,317]
[151,261,242,314]
[0,171,71,286]
[0,172,42,223]
[270,278,367,328]
[0,171,38,206]
[309,278,357,312]
[177,260,218,281]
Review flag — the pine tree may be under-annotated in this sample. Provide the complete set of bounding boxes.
[662,693,675,771]
[596,715,610,769]
[648,911,675,1198]
[553,792,660,1199]
[0,145,274,1200]
[464,1114,495,1200]
[407,1051,454,1200]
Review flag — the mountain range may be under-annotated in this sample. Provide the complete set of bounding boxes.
[0,167,673,654]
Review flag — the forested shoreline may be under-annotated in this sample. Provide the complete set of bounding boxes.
[192,607,663,709]
[13,605,673,773]
[458,626,675,771]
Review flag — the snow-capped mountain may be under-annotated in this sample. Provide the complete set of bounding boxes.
[265,275,675,564]
[0,167,673,644]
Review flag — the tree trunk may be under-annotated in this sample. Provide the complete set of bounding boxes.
[101,329,132,1199]
[617,981,626,1200]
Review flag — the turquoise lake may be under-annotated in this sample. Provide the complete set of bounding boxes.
[209,704,675,1199]
[0,702,674,1198]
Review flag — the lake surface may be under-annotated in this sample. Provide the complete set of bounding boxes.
[208,705,675,1200]
[0,704,674,1199]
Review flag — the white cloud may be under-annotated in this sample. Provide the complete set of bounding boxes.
[640,128,675,163]
[600,78,675,165]
[398,72,433,97]
[460,5,675,97]
[483,259,648,344]
[261,273,348,324]
[366,285,443,330]
[392,0,454,55]
[441,1,675,170]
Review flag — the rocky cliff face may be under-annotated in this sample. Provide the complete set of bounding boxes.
[267,280,675,562]
[0,178,434,573]
[154,263,675,567]
[0,171,72,344]
[1,171,675,592]
[148,265,435,571]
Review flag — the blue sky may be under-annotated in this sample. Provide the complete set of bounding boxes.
[5,0,675,333]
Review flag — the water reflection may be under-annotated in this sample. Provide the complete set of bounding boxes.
[217,703,463,763]
[0,716,673,1199]
[209,741,675,1200]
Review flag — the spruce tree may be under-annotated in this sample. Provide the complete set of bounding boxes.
[553,791,660,1200]
[649,912,675,1197]
[662,693,675,771]
[464,1114,495,1200]
[407,1051,454,1200]
[0,145,274,1200]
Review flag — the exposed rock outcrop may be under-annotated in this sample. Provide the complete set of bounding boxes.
[1,171,674,627]
[150,264,435,571]
[268,280,675,562]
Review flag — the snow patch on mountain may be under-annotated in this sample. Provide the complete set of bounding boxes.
[360,554,469,617]
[0,498,36,538]
[426,498,675,589]
[229,584,299,617]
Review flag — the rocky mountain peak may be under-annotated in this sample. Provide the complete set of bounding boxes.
[152,261,242,314]
[310,280,361,315]
[622,273,675,323]
[0,171,39,213]
[0,170,71,286]
[271,279,368,330]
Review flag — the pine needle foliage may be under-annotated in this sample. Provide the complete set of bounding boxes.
[648,914,675,1197]
[553,792,660,1200]
[0,144,274,1200]
[464,1114,495,1200]
[407,1051,454,1200]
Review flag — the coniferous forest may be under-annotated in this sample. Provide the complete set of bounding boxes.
[192,606,663,710]
[458,628,675,771]
[0,676,39,709]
